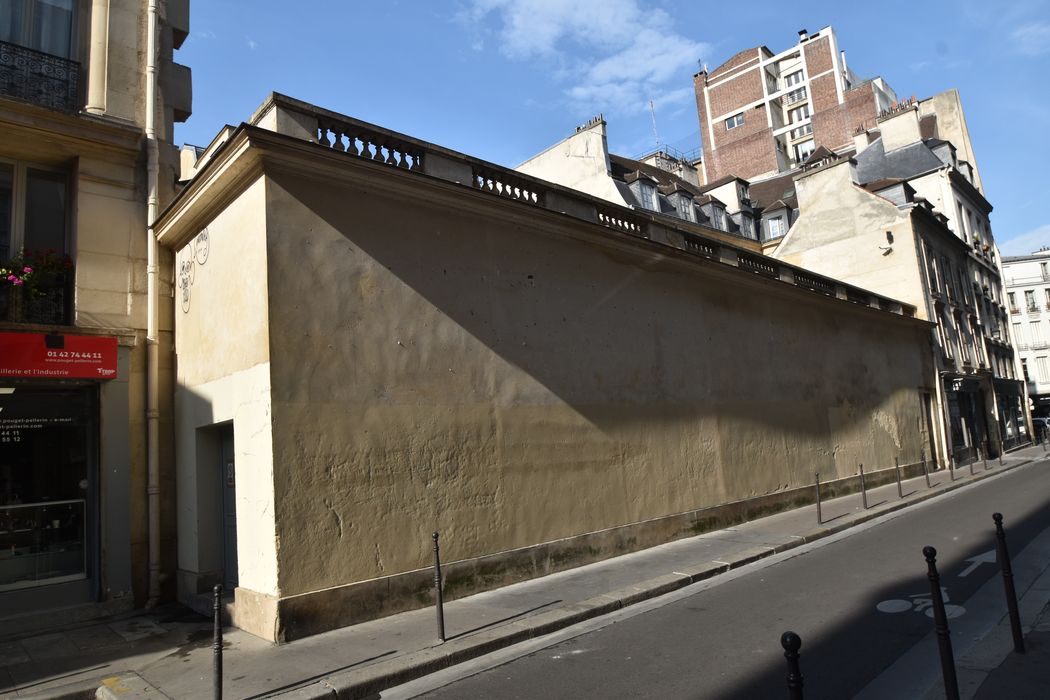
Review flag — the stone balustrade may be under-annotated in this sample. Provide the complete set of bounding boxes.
[251,93,916,319]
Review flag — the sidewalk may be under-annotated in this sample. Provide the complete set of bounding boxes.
[3,444,1046,700]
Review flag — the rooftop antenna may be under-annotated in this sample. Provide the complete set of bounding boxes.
[649,99,661,151]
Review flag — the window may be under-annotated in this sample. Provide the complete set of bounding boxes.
[784,70,804,87]
[1026,290,1037,312]
[638,181,657,211]
[767,216,785,240]
[790,124,813,140]
[741,216,754,238]
[1039,357,1050,384]
[1032,322,1044,347]
[955,202,967,238]
[1042,262,1049,281]
[1013,322,1024,345]
[788,104,810,123]
[0,161,70,261]
[794,139,815,162]
[1008,292,1017,312]
[1021,358,1030,382]
[675,196,694,222]
[724,113,744,130]
[1045,288,1050,308]
[712,207,725,231]
[0,0,76,59]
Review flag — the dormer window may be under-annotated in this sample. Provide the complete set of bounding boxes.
[675,195,694,222]
[767,216,785,240]
[712,207,725,231]
[1,0,76,59]
[638,181,657,211]
[737,183,749,203]
[741,216,755,239]
[725,113,744,130]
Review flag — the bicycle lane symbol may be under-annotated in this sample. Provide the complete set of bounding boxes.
[876,587,966,619]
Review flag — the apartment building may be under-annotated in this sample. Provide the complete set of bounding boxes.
[772,104,1026,464]
[693,26,986,196]
[1003,250,1050,418]
[0,0,190,629]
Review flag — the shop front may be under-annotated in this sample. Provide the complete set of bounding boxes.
[995,377,1030,451]
[0,332,123,616]
[943,374,991,465]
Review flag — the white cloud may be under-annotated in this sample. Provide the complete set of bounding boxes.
[466,0,708,117]
[246,38,258,50]
[999,223,1050,256]
[1010,22,1050,56]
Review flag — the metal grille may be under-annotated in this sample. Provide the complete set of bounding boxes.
[0,40,80,113]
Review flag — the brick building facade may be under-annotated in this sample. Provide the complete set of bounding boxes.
[694,26,896,184]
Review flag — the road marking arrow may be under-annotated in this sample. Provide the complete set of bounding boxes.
[957,549,996,577]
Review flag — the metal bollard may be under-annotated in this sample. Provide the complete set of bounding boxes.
[921,449,932,489]
[923,547,959,700]
[969,451,976,476]
[433,531,446,642]
[983,441,990,470]
[999,442,1004,466]
[993,513,1025,654]
[781,631,804,700]
[894,457,903,499]
[949,455,956,481]
[814,472,822,525]
[859,463,868,509]
[213,584,223,700]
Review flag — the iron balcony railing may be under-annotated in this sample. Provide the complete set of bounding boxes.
[0,40,80,113]
[0,273,73,325]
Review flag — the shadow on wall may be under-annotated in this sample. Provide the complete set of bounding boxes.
[265,171,928,477]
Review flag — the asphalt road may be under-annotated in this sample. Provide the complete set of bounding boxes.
[407,461,1050,699]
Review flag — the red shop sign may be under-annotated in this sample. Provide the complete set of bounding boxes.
[0,332,118,379]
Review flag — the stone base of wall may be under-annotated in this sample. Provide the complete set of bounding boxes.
[233,461,934,643]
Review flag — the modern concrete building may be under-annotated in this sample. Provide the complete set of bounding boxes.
[771,102,1026,463]
[157,93,936,642]
[0,0,191,629]
[1002,249,1050,418]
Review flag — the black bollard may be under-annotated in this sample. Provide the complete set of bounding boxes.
[969,451,976,476]
[859,463,868,509]
[781,631,804,700]
[983,441,990,470]
[923,547,959,700]
[999,442,1004,466]
[433,531,446,642]
[993,513,1025,654]
[213,584,223,700]
[894,457,903,499]
[949,455,956,481]
[814,472,822,525]
[921,449,932,489]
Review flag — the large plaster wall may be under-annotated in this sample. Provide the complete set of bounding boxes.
[774,161,929,320]
[173,176,278,599]
[261,167,931,599]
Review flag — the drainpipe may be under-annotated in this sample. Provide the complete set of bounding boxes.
[145,0,162,608]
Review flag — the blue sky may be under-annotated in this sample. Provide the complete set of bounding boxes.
[176,0,1050,255]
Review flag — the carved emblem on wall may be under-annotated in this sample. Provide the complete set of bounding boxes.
[177,228,210,313]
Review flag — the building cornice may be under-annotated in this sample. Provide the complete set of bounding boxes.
[0,98,144,158]
[157,106,926,328]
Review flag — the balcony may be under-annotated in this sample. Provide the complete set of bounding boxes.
[0,41,80,113]
[0,273,72,325]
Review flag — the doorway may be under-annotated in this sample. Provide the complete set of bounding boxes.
[218,423,238,590]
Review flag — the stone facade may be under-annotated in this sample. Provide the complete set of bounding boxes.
[0,0,190,630]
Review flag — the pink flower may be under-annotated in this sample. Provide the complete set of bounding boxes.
[22,266,32,274]
[12,278,23,286]
[6,275,16,282]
